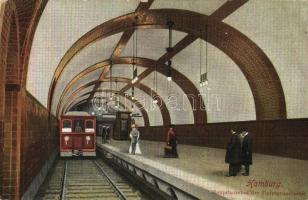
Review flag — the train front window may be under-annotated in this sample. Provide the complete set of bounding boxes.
[63,120,71,128]
[62,120,72,132]
[74,119,84,132]
[85,120,95,132]
[86,120,93,128]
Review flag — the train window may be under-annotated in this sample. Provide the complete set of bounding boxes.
[63,120,71,128]
[62,120,72,132]
[74,119,84,132]
[85,120,95,133]
[86,120,93,128]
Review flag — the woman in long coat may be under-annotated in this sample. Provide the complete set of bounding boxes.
[129,124,142,155]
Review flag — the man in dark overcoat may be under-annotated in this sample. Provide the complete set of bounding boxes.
[240,128,253,176]
[225,129,242,176]
[101,126,106,143]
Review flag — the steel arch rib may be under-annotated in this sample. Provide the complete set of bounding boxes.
[48,9,286,120]
[59,78,171,126]
[56,57,204,124]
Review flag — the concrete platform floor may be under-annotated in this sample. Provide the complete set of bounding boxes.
[99,138,308,200]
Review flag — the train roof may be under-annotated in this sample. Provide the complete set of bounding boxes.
[63,111,91,116]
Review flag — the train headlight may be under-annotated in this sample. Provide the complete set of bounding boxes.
[86,136,91,144]
[64,136,70,145]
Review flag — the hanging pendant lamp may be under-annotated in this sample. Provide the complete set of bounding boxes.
[131,21,139,84]
[200,25,209,88]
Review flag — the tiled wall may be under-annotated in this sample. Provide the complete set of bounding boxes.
[139,119,308,160]
[0,120,3,196]
[20,91,58,195]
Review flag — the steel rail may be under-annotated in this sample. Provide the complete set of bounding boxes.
[94,160,127,200]
[60,160,68,200]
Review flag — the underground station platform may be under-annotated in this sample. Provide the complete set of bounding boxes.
[96,139,308,200]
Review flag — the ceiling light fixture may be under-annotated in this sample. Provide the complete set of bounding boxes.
[131,20,139,84]
[166,20,174,82]
[115,80,120,109]
[131,75,138,84]
[131,87,135,100]
[109,62,113,99]
[153,64,159,104]
[167,60,172,82]
[199,25,209,88]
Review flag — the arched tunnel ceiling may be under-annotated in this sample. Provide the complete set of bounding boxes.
[60,78,167,126]
[26,0,308,124]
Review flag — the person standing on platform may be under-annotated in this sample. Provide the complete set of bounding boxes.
[105,126,110,143]
[166,125,178,158]
[240,128,253,176]
[101,126,106,143]
[225,129,242,177]
[129,124,140,155]
[98,124,104,143]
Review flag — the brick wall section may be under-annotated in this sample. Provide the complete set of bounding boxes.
[1,89,58,199]
[0,1,13,120]
[0,0,6,187]
[1,1,54,198]
[20,91,58,195]
[18,0,49,86]
[0,120,3,196]
[139,119,308,160]
[0,2,19,198]
[1,88,22,200]
[5,14,19,86]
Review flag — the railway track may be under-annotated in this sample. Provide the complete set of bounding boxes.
[35,159,146,200]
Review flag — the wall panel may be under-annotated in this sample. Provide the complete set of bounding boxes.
[139,119,308,160]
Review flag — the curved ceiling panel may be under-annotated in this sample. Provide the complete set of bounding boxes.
[62,81,126,113]
[54,32,123,99]
[98,81,127,93]
[151,0,227,16]
[52,68,102,113]
[133,87,163,126]
[121,29,187,60]
[59,85,95,115]
[224,0,308,118]
[172,39,256,122]
[111,64,146,79]
[27,0,139,106]
[68,96,127,113]
[141,72,194,125]
[65,95,90,114]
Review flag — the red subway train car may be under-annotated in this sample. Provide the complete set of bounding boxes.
[60,112,96,157]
